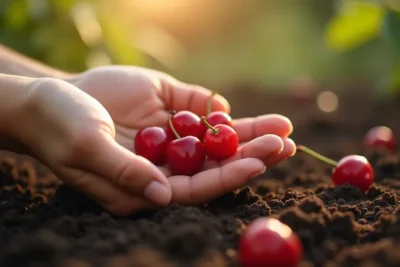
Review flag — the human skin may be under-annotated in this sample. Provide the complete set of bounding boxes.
[0,45,296,215]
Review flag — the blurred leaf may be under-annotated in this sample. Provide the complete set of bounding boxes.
[381,8,400,54]
[324,1,384,52]
[4,0,29,30]
[94,3,144,66]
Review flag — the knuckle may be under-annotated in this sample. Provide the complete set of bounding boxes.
[56,127,99,166]
[65,128,98,160]
[114,161,132,188]
[25,78,59,109]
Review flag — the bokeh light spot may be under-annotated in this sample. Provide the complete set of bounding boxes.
[317,91,338,113]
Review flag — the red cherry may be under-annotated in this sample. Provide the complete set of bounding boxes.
[166,115,205,175]
[166,136,205,176]
[134,126,170,165]
[168,111,206,140]
[201,117,238,160]
[239,217,303,267]
[332,155,374,192]
[364,126,396,151]
[206,111,233,127]
[297,145,375,192]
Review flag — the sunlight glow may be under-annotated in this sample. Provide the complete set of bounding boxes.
[134,25,187,68]
[70,2,103,46]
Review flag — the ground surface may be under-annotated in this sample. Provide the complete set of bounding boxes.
[1,85,400,267]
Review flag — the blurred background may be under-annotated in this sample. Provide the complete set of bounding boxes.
[1,0,400,98]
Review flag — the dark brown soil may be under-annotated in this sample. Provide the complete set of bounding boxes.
[1,85,400,267]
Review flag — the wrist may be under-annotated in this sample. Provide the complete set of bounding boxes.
[0,45,76,79]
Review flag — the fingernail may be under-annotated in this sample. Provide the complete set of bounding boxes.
[251,166,267,179]
[144,181,171,206]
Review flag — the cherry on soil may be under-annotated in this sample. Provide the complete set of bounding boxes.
[201,116,239,161]
[364,126,396,151]
[297,145,374,192]
[239,217,303,267]
[166,115,206,176]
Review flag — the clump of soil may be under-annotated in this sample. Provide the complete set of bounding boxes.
[1,87,400,267]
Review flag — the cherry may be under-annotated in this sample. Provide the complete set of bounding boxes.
[364,126,396,151]
[166,116,205,175]
[201,116,238,160]
[206,111,233,127]
[332,155,374,192]
[297,145,374,192]
[134,126,170,165]
[205,91,233,127]
[167,110,206,140]
[239,217,303,267]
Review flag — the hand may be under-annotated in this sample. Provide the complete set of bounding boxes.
[20,77,172,215]
[70,66,296,213]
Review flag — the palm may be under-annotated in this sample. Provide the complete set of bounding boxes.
[73,66,295,207]
[72,66,167,149]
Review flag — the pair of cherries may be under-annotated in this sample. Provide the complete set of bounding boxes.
[135,109,238,176]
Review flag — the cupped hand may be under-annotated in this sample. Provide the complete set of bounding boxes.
[69,66,296,214]
[21,77,173,215]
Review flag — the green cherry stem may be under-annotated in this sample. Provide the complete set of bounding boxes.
[168,115,181,139]
[206,91,217,115]
[296,145,337,167]
[200,116,220,135]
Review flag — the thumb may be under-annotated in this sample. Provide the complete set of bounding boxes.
[81,135,172,206]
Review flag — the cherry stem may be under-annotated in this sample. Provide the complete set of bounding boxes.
[168,115,181,139]
[200,116,220,134]
[206,91,217,115]
[296,145,337,167]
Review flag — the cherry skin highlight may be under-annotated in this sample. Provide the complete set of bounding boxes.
[364,126,396,151]
[239,217,303,267]
[206,111,233,127]
[331,155,374,192]
[134,126,170,165]
[201,117,239,160]
[167,111,206,140]
[166,136,205,176]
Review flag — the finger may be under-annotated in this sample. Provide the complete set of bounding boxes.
[157,166,172,177]
[158,77,230,116]
[263,138,296,166]
[232,114,293,142]
[56,168,157,216]
[168,158,265,205]
[203,134,283,170]
[75,135,172,206]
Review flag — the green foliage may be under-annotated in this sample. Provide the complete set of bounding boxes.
[0,0,144,72]
[324,0,400,96]
[382,7,400,54]
[324,1,384,52]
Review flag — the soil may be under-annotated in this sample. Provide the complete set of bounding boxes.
[1,84,400,267]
